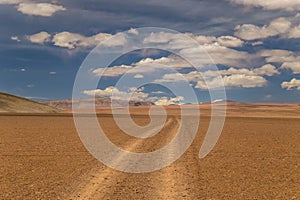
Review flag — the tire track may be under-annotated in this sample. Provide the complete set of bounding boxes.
[69,116,180,200]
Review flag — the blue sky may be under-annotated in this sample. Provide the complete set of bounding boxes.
[1,0,300,103]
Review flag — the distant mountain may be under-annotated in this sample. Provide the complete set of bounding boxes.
[44,97,154,110]
[0,92,61,113]
[211,100,246,106]
[210,100,300,107]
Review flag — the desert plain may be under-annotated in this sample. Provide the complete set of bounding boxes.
[1,103,300,199]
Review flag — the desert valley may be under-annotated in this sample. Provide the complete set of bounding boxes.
[0,93,299,199]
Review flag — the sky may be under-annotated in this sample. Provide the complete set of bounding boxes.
[1,0,300,104]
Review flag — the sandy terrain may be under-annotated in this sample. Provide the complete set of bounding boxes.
[1,106,299,199]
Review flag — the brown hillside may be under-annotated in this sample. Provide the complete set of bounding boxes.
[0,92,61,113]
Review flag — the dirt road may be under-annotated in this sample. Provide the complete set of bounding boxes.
[70,116,203,199]
[1,113,299,199]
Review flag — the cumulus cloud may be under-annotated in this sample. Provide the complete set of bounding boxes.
[52,31,112,49]
[0,0,22,4]
[26,31,115,49]
[101,32,128,47]
[93,52,278,90]
[195,74,267,89]
[128,28,139,35]
[230,0,300,11]
[154,73,186,83]
[288,25,300,38]
[83,86,149,102]
[144,32,244,48]
[26,30,249,68]
[216,36,244,47]
[234,17,292,40]
[154,96,184,105]
[180,43,257,67]
[281,78,300,90]
[189,35,216,45]
[11,36,20,42]
[91,38,255,77]
[27,31,51,44]
[222,74,267,88]
[259,49,300,63]
[17,3,66,17]
[253,64,279,76]
[281,62,300,74]
[259,49,293,58]
[137,56,191,68]
[92,55,192,77]
[82,86,184,105]
[143,32,178,44]
[92,65,133,77]
[187,34,245,47]
[154,64,277,90]
[83,87,131,100]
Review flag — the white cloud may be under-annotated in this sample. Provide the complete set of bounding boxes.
[128,28,139,35]
[101,32,127,47]
[234,17,291,40]
[92,55,192,77]
[230,0,300,11]
[27,31,116,49]
[52,32,86,49]
[213,64,278,77]
[281,62,300,74]
[154,73,186,83]
[281,78,300,90]
[253,64,279,76]
[91,43,259,78]
[27,31,51,44]
[0,0,22,4]
[154,96,184,105]
[134,74,144,79]
[83,86,186,105]
[288,25,300,38]
[17,3,66,17]
[216,36,244,47]
[143,32,178,44]
[144,32,244,48]
[151,91,164,94]
[11,36,20,42]
[268,17,292,34]
[92,65,133,77]
[190,35,217,44]
[49,71,57,75]
[251,41,263,46]
[259,49,300,63]
[196,74,267,89]
[259,49,293,58]
[83,87,129,99]
[154,64,277,89]
[180,43,257,67]
[52,31,112,49]
[135,56,192,69]
[83,86,149,102]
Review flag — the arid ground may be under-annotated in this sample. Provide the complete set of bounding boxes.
[1,105,300,199]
